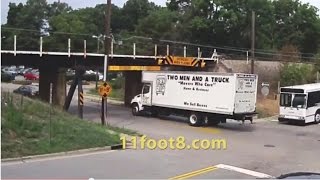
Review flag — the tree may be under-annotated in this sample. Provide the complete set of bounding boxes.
[122,0,159,31]
[6,3,24,26]
[273,0,320,54]
[2,0,48,50]
[136,8,178,40]
[2,0,320,57]
[280,63,314,86]
[47,2,72,17]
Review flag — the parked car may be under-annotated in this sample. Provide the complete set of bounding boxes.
[66,69,76,76]
[98,73,103,80]
[16,67,27,75]
[1,70,15,82]
[24,71,39,80]
[2,67,17,76]
[13,85,39,97]
[22,68,33,75]
[85,70,96,75]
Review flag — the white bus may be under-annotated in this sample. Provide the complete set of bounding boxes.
[278,83,320,124]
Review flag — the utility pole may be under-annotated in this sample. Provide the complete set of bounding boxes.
[251,10,255,74]
[101,0,112,125]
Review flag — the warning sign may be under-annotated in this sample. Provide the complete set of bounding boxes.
[98,82,112,98]
[158,56,205,68]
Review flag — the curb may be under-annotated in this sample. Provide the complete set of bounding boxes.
[254,115,278,122]
[2,144,124,163]
[2,131,136,163]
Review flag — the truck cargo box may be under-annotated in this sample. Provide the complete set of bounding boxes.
[131,71,258,126]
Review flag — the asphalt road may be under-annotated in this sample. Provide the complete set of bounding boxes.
[2,83,320,179]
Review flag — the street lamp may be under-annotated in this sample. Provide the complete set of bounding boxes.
[92,34,105,53]
[92,34,106,90]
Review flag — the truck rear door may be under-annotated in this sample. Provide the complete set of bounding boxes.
[234,74,258,114]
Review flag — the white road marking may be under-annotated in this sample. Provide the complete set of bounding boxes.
[215,164,274,178]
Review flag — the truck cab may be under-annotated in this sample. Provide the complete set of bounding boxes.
[131,83,152,115]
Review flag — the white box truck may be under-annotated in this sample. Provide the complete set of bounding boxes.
[131,71,258,126]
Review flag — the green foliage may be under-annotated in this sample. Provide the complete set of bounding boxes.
[280,63,314,86]
[1,93,136,158]
[2,0,320,57]
[136,8,178,40]
[109,76,125,89]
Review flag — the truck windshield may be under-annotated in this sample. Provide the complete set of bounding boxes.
[280,93,306,108]
[280,93,292,107]
[292,94,306,108]
[142,85,150,94]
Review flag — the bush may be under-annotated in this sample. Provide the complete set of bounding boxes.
[280,63,314,86]
[110,77,125,89]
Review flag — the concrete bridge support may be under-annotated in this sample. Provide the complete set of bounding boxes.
[39,65,53,103]
[39,65,66,107]
[52,68,66,107]
[124,71,143,107]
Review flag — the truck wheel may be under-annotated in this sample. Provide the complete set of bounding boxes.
[315,111,320,124]
[188,113,202,126]
[132,103,139,116]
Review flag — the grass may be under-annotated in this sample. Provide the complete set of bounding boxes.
[256,95,279,118]
[1,93,136,159]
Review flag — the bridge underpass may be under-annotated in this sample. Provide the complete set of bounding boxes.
[1,53,218,109]
[1,37,219,122]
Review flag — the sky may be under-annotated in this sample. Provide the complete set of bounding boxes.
[1,0,320,24]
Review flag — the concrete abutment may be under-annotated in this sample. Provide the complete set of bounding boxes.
[39,64,66,107]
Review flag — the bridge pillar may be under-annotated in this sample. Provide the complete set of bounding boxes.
[124,71,143,107]
[39,66,53,103]
[52,68,66,107]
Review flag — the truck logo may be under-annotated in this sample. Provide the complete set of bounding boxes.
[156,75,166,95]
[238,80,244,90]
